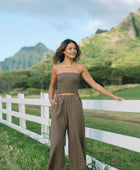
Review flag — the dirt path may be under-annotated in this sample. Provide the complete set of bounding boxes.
[84,110,140,124]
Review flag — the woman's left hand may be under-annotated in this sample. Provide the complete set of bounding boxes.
[112,96,125,101]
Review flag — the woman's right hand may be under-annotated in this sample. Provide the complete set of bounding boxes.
[50,99,57,106]
[112,95,125,101]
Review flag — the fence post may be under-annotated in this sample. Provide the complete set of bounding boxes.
[6,94,12,123]
[0,96,2,120]
[18,93,26,129]
[65,131,69,156]
[41,92,49,139]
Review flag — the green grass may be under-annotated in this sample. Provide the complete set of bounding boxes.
[95,86,140,100]
[78,84,140,100]
[1,103,140,169]
[84,115,140,169]
[0,85,140,169]
[1,84,140,99]
[86,138,140,170]
[112,86,140,100]
[0,123,50,170]
[84,116,140,138]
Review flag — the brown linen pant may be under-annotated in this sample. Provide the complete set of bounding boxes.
[47,93,86,170]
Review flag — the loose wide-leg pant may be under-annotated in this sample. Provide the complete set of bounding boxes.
[47,93,86,170]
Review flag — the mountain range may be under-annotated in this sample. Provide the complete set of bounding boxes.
[0,9,140,72]
[0,43,54,71]
[79,9,140,68]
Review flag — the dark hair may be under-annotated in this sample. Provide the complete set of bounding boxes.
[53,39,81,63]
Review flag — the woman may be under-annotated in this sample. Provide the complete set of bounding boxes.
[47,39,124,170]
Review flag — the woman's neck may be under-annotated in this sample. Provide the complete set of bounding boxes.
[63,58,74,68]
[63,58,73,65]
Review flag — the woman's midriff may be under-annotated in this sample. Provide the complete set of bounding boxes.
[57,92,76,95]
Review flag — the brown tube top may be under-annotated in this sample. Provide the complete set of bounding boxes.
[56,72,80,94]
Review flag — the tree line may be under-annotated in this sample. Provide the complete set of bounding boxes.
[0,65,140,93]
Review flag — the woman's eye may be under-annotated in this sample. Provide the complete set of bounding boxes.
[68,48,76,50]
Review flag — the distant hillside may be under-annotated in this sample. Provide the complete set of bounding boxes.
[1,10,140,92]
[79,9,140,68]
[0,43,54,71]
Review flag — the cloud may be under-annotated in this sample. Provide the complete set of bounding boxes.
[85,20,104,33]
[0,0,140,30]
[1,0,140,18]
[118,0,140,4]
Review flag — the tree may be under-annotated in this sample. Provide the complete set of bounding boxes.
[95,28,108,34]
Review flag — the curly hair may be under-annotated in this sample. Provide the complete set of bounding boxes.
[53,39,81,64]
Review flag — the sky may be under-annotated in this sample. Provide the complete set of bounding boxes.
[0,0,140,61]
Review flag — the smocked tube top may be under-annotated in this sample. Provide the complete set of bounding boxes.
[56,72,80,94]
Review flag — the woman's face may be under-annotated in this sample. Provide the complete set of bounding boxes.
[63,42,77,59]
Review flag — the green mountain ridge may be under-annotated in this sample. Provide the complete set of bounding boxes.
[0,43,54,71]
[1,9,140,73]
[1,9,140,93]
[79,9,140,68]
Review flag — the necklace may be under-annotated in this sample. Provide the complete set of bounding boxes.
[63,61,73,68]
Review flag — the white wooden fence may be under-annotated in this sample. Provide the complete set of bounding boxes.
[0,93,140,170]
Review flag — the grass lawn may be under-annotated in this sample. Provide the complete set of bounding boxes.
[0,84,140,169]
[84,116,140,170]
[0,123,50,170]
[78,84,140,100]
[1,84,140,100]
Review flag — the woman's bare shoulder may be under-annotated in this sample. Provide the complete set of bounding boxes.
[75,62,85,66]
[75,63,86,71]
[52,63,63,72]
[72,62,86,75]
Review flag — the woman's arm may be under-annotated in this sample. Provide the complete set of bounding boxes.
[49,66,57,105]
[81,64,124,101]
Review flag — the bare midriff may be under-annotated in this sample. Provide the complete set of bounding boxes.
[57,92,76,95]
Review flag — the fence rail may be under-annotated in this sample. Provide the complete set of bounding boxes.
[0,93,140,170]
